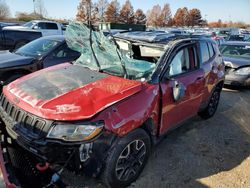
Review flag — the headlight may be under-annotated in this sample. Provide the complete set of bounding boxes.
[235,67,250,76]
[47,121,104,142]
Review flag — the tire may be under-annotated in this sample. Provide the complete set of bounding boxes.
[199,87,221,119]
[102,129,151,188]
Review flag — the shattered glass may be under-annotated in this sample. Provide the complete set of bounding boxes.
[65,22,158,80]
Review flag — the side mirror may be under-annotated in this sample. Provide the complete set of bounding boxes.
[33,25,38,30]
[173,80,186,102]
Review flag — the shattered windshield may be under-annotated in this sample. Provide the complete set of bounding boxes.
[65,22,164,80]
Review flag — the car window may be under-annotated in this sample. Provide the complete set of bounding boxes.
[200,41,210,63]
[208,42,215,58]
[45,23,58,30]
[50,44,80,59]
[169,46,197,76]
[219,44,250,59]
[37,22,46,29]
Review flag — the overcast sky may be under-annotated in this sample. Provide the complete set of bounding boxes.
[5,0,250,23]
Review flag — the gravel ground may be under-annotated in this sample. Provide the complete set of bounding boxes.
[0,87,250,188]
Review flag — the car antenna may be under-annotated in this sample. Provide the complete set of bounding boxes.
[103,22,128,78]
[88,2,101,71]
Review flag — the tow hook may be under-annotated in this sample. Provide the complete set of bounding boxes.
[36,162,50,172]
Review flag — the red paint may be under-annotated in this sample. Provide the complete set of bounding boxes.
[93,83,161,136]
[0,39,225,186]
[159,69,205,134]
[36,162,50,172]
[4,64,143,121]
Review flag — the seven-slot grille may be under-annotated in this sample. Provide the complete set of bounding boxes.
[0,93,50,137]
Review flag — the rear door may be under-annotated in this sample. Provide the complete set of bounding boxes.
[159,42,205,134]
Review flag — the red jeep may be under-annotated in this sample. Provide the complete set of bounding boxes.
[0,24,224,188]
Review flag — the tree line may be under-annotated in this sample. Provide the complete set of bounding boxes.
[76,0,205,27]
[1,0,249,28]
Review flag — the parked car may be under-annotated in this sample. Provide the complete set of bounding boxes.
[0,23,224,188]
[226,34,250,42]
[4,20,64,36]
[0,22,20,28]
[0,35,80,88]
[0,25,42,51]
[1,20,65,51]
[220,41,250,87]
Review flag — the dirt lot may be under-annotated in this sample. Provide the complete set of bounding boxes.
[1,87,250,188]
[130,87,250,188]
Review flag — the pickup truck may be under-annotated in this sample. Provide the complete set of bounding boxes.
[0,20,64,51]
[0,23,225,188]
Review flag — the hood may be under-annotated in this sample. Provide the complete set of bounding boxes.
[4,63,143,121]
[223,56,250,68]
[0,51,34,69]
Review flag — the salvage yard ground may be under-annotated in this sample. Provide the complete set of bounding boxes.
[1,87,250,188]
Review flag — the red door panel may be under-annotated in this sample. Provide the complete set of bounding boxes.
[159,69,205,135]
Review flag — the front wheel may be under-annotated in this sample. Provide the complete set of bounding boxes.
[199,88,221,119]
[102,129,151,188]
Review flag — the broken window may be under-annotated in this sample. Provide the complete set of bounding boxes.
[65,22,164,80]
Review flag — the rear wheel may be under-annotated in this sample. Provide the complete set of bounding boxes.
[102,129,151,188]
[199,87,221,119]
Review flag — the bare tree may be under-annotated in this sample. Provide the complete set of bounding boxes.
[0,0,10,20]
[119,0,134,24]
[97,0,108,22]
[134,9,146,24]
[76,0,99,24]
[158,3,172,27]
[173,7,190,26]
[182,7,190,26]
[105,0,120,23]
[34,0,47,18]
[189,8,202,26]
[76,0,93,23]
[146,4,161,27]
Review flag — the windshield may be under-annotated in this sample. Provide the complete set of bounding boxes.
[22,21,35,28]
[15,38,61,57]
[220,44,250,59]
[65,22,164,80]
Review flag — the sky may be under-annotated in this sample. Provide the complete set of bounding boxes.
[5,0,250,23]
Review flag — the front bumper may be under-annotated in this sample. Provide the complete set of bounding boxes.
[0,120,115,188]
[0,93,116,187]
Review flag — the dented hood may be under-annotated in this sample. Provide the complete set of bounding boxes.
[3,63,143,121]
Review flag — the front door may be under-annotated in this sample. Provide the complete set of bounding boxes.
[159,44,205,134]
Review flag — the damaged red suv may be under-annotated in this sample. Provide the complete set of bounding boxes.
[0,23,224,188]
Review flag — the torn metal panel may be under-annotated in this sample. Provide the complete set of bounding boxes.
[65,22,160,80]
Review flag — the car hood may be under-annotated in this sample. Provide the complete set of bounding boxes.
[223,56,250,68]
[0,51,34,69]
[3,63,143,121]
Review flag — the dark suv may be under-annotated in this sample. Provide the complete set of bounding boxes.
[0,23,225,188]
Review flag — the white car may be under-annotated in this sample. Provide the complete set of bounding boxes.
[3,20,64,36]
